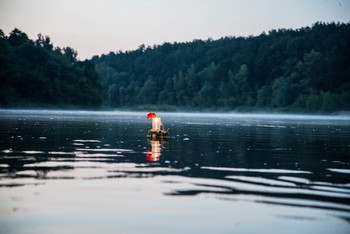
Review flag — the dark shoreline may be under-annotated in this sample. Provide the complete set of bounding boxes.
[1,106,349,116]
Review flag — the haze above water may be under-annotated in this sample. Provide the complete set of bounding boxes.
[0,110,350,233]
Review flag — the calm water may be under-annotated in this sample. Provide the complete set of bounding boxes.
[1,110,350,233]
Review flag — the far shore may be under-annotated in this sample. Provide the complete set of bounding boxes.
[1,106,350,117]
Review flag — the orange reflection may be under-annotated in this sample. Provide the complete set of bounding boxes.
[146,140,168,162]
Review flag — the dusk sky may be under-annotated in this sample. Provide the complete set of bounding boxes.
[1,0,349,60]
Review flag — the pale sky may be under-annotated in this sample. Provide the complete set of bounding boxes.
[1,0,349,60]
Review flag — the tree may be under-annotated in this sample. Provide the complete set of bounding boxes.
[198,82,217,107]
[0,29,5,38]
[63,47,77,63]
[158,77,176,105]
[173,72,189,105]
[139,78,157,104]
[89,22,350,112]
[0,28,102,108]
[296,50,329,90]
[36,33,53,51]
[44,60,62,103]
[8,28,29,46]
[271,77,295,107]
[256,85,272,107]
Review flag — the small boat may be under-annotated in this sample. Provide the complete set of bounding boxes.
[147,113,170,139]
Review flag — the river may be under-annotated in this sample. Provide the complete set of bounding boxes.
[0,110,350,233]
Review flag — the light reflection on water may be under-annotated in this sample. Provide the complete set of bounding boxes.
[146,140,166,162]
[0,110,350,233]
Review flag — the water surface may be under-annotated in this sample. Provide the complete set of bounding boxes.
[1,110,350,233]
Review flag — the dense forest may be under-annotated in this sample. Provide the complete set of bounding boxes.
[92,22,350,112]
[0,28,102,108]
[1,22,349,112]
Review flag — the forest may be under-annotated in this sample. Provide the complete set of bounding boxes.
[0,28,102,108]
[1,22,350,112]
[92,22,350,112]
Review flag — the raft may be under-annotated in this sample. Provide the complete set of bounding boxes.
[147,129,170,139]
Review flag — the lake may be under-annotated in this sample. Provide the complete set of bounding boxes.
[0,110,350,233]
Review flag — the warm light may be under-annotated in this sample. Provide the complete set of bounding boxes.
[147,113,156,121]
[152,117,163,131]
[146,140,162,161]
[152,141,161,154]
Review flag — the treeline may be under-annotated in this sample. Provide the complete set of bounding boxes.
[0,28,102,108]
[1,23,349,112]
[92,22,350,112]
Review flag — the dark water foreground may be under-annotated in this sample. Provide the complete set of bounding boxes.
[0,110,350,233]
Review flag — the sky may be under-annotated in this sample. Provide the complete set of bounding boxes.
[1,0,349,60]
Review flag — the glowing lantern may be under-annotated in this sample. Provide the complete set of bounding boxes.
[152,117,163,131]
[147,113,170,139]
